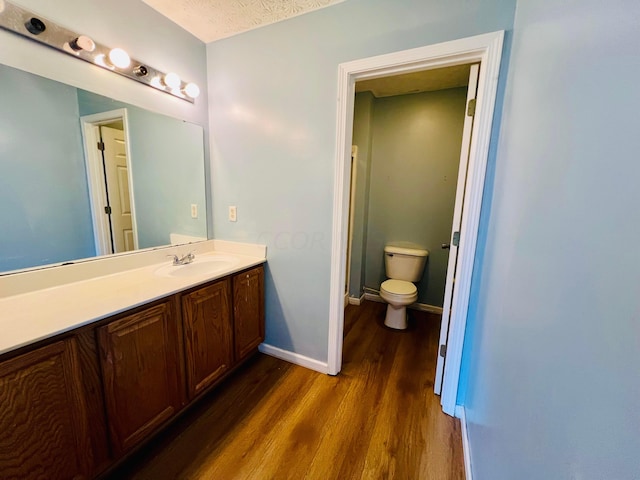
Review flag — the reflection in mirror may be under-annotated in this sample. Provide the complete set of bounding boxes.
[0,63,208,274]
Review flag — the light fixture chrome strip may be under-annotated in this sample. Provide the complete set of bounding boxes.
[0,0,200,103]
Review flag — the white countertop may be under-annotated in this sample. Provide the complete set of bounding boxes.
[0,240,266,357]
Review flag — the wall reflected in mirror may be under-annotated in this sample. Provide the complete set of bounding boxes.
[0,62,208,274]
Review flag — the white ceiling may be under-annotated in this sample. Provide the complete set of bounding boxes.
[141,1,472,97]
[356,64,472,98]
[141,0,347,43]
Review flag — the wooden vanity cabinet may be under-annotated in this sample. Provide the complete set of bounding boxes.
[97,300,184,456]
[0,263,265,478]
[0,339,93,480]
[233,266,265,362]
[181,278,234,400]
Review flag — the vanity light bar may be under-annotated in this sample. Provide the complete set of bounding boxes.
[0,0,200,103]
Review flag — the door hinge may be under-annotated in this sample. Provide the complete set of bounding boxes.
[439,344,447,358]
[467,98,476,117]
[104,206,112,215]
[452,231,460,247]
[97,141,105,151]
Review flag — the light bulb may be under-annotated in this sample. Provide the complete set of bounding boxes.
[69,35,95,52]
[94,54,109,68]
[150,76,163,89]
[183,82,200,99]
[163,72,181,90]
[108,48,130,69]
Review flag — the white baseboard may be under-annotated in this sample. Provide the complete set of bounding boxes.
[411,303,444,315]
[348,293,365,305]
[363,291,443,314]
[455,405,473,480]
[364,292,385,303]
[258,343,329,374]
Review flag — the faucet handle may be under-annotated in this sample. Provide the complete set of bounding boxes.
[166,252,195,265]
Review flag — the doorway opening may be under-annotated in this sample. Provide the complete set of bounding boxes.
[81,109,138,256]
[328,32,504,416]
[346,61,479,390]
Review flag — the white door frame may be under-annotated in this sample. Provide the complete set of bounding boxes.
[327,31,504,416]
[80,108,139,256]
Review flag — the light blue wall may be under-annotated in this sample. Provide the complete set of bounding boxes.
[362,88,467,307]
[207,0,516,361]
[0,65,94,271]
[129,114,206,248]
[349,91,375,299]
[461,0,640,478]
[77,91,207,248]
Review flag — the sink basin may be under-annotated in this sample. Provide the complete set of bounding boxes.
[155,255,239,278]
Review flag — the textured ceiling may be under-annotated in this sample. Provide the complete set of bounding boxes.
[142,0,347,43]
[356,64,473,98]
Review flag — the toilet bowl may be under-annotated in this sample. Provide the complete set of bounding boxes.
[380,279,418,329]
[380,245,428,330]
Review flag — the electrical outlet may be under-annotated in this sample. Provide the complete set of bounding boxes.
[191,204,198,218]
[229,205,237,222]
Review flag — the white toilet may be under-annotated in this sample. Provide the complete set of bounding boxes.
[379,245,429,330]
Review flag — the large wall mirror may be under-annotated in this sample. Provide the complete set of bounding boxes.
[0,62,208,274]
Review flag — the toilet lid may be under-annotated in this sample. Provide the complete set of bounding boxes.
[381,279,417,295]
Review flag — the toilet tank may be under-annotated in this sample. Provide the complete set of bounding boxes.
[384,245,429,282]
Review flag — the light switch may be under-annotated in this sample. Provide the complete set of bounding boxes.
[191,204,198,218]
[229,205,237,222]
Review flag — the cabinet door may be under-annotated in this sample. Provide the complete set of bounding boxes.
[0,339,92,480]
[233,266,265,361]
[182,279,233,399]
[98,301,182,456]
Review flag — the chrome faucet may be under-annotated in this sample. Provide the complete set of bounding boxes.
[169,252,195,266]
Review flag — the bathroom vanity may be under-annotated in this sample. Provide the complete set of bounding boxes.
[0,241,265,479]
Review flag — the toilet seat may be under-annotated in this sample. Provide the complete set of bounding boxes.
[381,279,417,295]
[380,279,418,304]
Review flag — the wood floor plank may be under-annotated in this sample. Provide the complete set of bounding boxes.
[121,356,295,479]
[109,301,464,480]
[304,305,402,479]
[359,324,421,479]
[198,371,335,479]
[179,365,318,479]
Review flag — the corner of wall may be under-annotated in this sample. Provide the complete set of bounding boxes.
[258,343,329,374]
[455,405,473,480]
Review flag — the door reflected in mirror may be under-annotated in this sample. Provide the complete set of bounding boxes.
[0,63,208,274]
[81,111,136,255]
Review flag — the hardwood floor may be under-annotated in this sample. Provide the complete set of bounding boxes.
[107,301,464,480]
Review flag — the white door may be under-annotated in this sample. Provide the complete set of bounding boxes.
[101,126,134,253]
[434,63,480,395]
